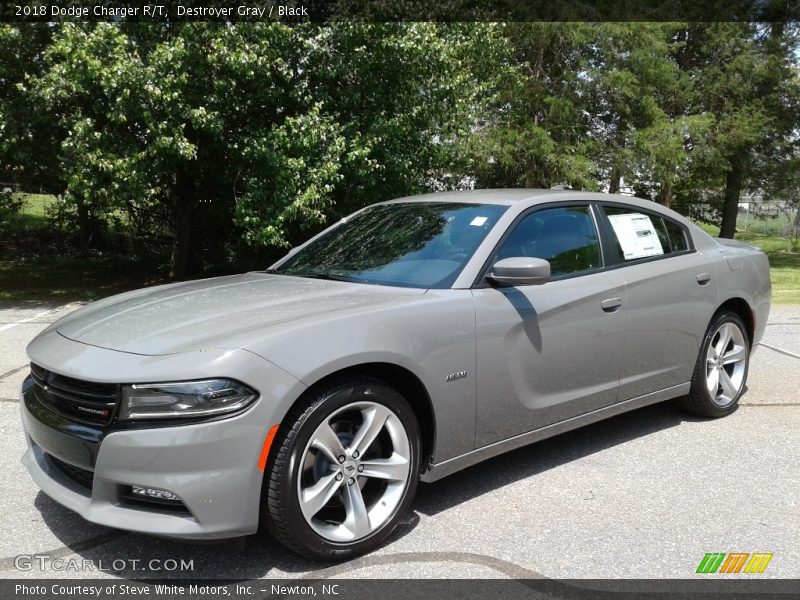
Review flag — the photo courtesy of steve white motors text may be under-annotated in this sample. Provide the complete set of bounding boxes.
[14,583,341,598]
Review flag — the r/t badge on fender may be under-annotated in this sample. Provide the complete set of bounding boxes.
[445,371,468,382]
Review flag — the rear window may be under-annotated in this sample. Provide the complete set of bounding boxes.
[664,218,689,252]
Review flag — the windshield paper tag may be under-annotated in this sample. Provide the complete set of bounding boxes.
[470,216,488,227]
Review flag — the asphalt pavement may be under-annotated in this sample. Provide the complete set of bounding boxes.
[0,301,797,580]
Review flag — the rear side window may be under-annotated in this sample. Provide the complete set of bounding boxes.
[664,218,689,252]
[495,206,601,276]
[603,207,667,262]
[653,217,671,252]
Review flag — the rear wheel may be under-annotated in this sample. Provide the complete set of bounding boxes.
[263,376,420,559]
[681,311,750,418]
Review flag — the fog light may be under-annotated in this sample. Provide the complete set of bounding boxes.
[131,485,179,501]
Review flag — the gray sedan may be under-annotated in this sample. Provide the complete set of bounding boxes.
[20,189,771,559]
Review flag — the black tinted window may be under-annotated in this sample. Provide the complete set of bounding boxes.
[496,206,601,276]
[664,218,689,252]
[654,217,671,252]
[603,207,669,262]
[275,202,507,288]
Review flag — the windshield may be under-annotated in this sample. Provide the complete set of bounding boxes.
[274,202,507,288]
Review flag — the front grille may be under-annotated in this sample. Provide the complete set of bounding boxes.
[48,453,95,491]
[30,363,118,426]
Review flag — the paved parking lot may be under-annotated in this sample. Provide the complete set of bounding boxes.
[0,301,798,580]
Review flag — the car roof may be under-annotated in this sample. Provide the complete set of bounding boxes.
[382,188,659,209]
[382,189,563,206]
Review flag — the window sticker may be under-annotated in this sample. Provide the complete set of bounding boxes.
[607,213,664,260]
[470,216,488,227]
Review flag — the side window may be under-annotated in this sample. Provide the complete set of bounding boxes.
[653,217,672,252]
[664,218,689,252]
[603,206,668,262]
[495,206,601,276]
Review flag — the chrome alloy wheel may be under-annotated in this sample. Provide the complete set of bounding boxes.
[705,322,748,407]
[297,401,411,542]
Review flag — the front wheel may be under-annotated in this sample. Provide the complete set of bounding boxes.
[680,311,750,418]
[263,376,420,559]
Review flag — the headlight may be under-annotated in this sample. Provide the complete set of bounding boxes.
[120,379,257,421]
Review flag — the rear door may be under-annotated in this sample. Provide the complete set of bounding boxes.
[595,204,718,401]
[472,204,627,447]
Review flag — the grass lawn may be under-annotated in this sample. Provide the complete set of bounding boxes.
[697,222,800,304]
[9,193,57,229]
[15,193,56,215]
[0,256,168,305]
[767,253,800,305]
[2,194,168,305]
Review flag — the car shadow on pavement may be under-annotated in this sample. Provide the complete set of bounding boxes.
[414,400,708,516]
[29,400,704,580]
[31,491,421,579]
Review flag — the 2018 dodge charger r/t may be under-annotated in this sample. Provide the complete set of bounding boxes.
[21,189,771,558]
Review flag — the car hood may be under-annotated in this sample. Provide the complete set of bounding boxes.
[55,272,426,355]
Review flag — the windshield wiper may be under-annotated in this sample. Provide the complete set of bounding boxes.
[289,271,363,283]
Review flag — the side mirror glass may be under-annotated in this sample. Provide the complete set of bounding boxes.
[488,257,551,286]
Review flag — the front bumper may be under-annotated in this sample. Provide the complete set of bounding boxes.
[20,332,306,540]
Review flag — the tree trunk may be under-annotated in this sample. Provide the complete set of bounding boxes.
[525,169,540,188]
[657,182,673,208]
[719,156,744,239]
[609,123,626,194]
[76,197,90,249]
[168,168,199,280]
[609,166,621,194]
[169,203,195,280]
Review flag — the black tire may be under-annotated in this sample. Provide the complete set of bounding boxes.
[262,375,421,559]
[680,311,750,418]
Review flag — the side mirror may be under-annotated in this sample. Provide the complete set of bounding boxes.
[487,257,551,287]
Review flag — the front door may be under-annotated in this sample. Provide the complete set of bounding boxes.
[473,205,627,447]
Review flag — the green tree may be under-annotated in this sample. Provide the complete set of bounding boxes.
[305,23,496,220]
[18,22,487,277]
[585,23,712,205]
[7,20,798,268]
[27,23,349,276]
[0,24,58,192]
[467,23,599,190]
[585,24,672,194]
[680,22,799,238]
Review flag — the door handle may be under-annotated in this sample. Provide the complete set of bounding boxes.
[601,297,622,312]
[696,272,712,285]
